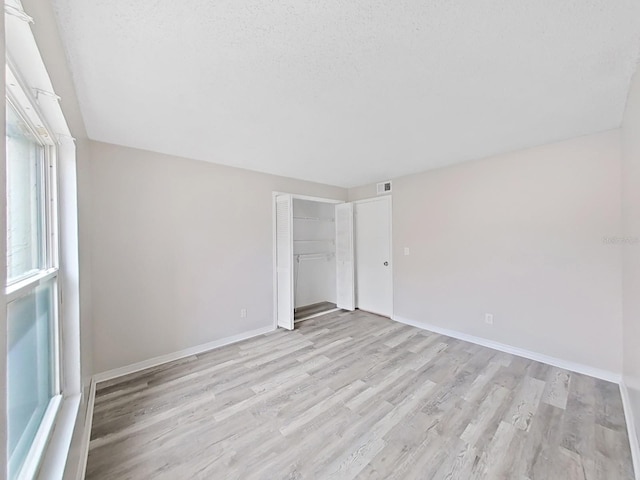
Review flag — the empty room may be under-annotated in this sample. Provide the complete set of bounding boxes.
[2,0,640,479]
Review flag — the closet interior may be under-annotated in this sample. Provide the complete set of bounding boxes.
[292,199,338,321]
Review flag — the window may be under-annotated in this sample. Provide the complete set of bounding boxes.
[6,72,61,480]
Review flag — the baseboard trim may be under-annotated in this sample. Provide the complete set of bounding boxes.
[75,379,96,480]
[392,315,621,383]
[620,381,640,480]
[93,325,276,383]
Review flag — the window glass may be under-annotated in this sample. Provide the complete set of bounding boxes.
[7,279,57,479]
[6,101,45,283]
[6,84,59,479]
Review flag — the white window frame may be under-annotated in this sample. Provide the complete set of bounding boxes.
[5,64,62,480]
[3,2,84,479]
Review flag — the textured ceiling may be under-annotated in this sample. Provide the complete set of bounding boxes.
[52,0,640,187]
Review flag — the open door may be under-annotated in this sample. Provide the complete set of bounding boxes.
[335,202,355,310]
[276,194,294,329]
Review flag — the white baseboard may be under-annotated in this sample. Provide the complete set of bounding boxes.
[75,379,96,480]
[393,315,621,383]
[93,325,275,383]
[620,381,640,480]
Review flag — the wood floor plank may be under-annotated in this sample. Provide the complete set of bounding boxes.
[542,368,571,410]
[504,376,546,431]
[86,310,634,480]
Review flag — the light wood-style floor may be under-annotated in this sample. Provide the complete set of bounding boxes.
[86,310,634,479]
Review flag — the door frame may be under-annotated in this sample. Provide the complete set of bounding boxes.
[272,192,345,330]
[353,195,393,318]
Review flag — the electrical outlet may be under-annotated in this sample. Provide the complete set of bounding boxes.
[404,247,410,256]
[485,313,493,325]
[240,308,247,318]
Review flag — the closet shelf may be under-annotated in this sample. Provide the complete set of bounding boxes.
[293,216,335,222]
[295,252,334,260]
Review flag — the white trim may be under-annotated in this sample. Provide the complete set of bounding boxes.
[272,192,279,330]
[5,12,72,141]
[5,4,83,480]
[36,394,80,480]
[5,269,58,305]
[14,395,61,480]
[75,381,96,480]
[6,63,56,147]
[5,4,34,23]
[334,202,355,311]
[275,194,295,330]
[388,196,393,319]
[352,195,391,205]
[273,192,345,205]
[392,315,621,383]
[621,381,640,480]
[93,325,275,383]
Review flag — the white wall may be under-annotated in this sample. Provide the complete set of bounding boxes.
[293,199,337,308]
[89,141,346,373]
[350,131,623,374]
[622,66,640,453]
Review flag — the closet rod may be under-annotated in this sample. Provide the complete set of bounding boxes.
[293,239,334,243]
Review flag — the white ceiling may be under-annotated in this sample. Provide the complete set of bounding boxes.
[52,0,640,188]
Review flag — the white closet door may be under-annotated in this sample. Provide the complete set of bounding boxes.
[354,196,392,317]
[276,194,294,330]
[335,202,355,311]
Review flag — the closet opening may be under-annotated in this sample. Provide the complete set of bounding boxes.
[273,193,354,330]
[293,199,340,322]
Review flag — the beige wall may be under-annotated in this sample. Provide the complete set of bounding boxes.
[350,131,623,374]
[622,67,640,448]
[89,141,346,373]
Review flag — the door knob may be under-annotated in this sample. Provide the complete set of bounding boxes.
[384,261,389,266]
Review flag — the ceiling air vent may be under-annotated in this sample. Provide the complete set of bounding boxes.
[376,181,392,195]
